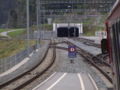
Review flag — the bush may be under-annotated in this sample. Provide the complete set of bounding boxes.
[83,25,104,36]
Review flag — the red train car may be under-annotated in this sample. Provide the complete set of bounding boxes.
[105,0,120,90]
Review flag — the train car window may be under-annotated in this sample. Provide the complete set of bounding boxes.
[112,24,117,62]
[116,20,120,85]
[116,21,120,68]
[110,27,114,60]
[118,20,120,45]
[118,20,120,74]
[112,22,120,85]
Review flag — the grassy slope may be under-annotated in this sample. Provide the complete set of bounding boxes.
[0,28,35,59]
[0,29,7,33]
[83,26,104,36]
[0,40,35,59]
[8,29,26,37]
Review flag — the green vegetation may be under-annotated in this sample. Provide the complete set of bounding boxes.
[0,0,115,28]
[42,24,53,31]
[0,28,26,38]
[31,24,53,31]
[83,25,104,36]
[8,29,26,37]
[0,29,6,33]
[9,28,25,31]
[82,14,106,36]
[0,40,35,59]
[0,28,25,32]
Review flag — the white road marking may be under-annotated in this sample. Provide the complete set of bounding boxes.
[88,74,98,90]
[46,73,67,90]
[33,72,56,90]
[77,73,85,90]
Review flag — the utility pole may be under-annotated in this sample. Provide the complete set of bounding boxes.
[26,0,30,55]
[36,0,39,48]
[72,1,75,37]
[68,5,71,38]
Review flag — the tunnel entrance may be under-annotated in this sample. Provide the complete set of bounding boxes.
[69,27,79,37]
[57,27,79,37]
[57,27,68,37]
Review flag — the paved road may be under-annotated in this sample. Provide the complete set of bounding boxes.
[33,72,98,90]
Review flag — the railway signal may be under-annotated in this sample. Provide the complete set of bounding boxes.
[68,45,77,58]
[68,45,77,63]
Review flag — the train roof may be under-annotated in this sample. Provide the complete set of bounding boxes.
[107,0,120,20]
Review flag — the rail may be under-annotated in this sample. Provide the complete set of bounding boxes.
[51,40,112,83]
[0,40,56,89]
[67,41,112,83]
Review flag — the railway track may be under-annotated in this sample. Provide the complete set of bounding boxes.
[70,37,110,67]
[51,40,112,83]
[96,53,110,67]
[74,37,110,67]
[0,39,112,89]
[73,37,101,48]
[67,40,112,83]
[0,41,56,90]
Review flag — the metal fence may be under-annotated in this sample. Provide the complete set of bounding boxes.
[0,44,37,74]
[34,31,57,40]
[12,31,56,40]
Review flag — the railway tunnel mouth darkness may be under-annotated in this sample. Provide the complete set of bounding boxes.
[57,27,79,37]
